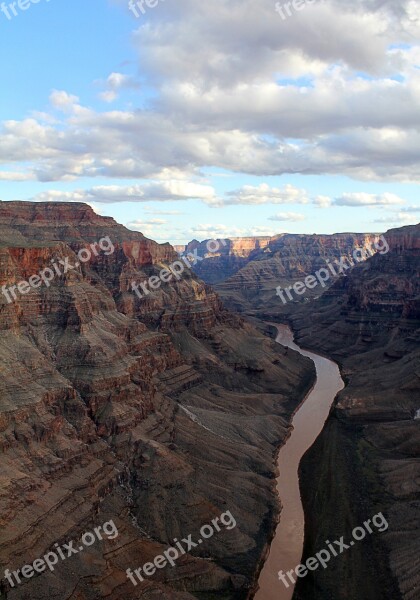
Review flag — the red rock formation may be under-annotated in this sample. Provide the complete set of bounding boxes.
[177,236,273,284]
[0,202,315,600]
[290,223,420,600]
[194,232,383,316]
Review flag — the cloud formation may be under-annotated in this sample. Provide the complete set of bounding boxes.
[1,0,420,193]
[268,212,306,222]
[31,181,217,204]
[223,184,309,206]
[334,192,406,206]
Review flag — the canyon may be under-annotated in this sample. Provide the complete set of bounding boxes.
[290,224,420,600]
[1,205,418,600]
[178,233,383,317]
[183,225,419,600]
[174,237,272,285]
[0,202,316,600]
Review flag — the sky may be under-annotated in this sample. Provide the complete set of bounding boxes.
[0,0,419,244]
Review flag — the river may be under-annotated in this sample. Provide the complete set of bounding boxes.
[254,323,345,600]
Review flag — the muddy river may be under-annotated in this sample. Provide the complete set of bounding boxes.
[254,323,344,600]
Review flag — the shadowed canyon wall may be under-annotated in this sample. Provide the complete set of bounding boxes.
[0,202,315,600]
[290,224,419,600]
[175,237,272,285]
[179,233,383,317]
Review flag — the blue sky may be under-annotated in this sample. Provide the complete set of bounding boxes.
[0,0,419,243]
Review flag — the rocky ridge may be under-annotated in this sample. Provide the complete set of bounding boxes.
[0,202,315,600]
[180,233,383,316]
[288,224,420,600]
[175,237,272,284]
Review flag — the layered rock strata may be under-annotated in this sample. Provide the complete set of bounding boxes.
[181,234,382,316]
[0,202,315,600]
[176,237,272,284]
[288,224,420,600]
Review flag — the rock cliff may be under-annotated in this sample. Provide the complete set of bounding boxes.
[289,224,420,600]
[0,202,315,600]
[180,233,382,316]
[176,237,272,284]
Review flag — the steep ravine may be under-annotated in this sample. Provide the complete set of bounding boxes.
[179,224,418,600]
[0,202,317,600]
[180,233,382,317]
[253,324,344,600]
[291,224,419,600]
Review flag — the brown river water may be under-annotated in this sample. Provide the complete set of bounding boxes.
[254,324,344,600]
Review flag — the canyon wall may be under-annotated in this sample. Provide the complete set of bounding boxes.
[181,233,383,316]
[289,224,420,600]
[176,237,273,284]
[0,202,315,600]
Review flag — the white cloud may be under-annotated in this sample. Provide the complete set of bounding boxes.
[49,90,80,111]
[99,91,119,103]
[2,82,420,182]
[128,218,167,228]
[143,207,184,215]
[313,195,332,208]
[30,181,218,204]
[268,212,306,222]
[28,182,311,208]
[98,72,140,102]
[224,184,309,206]
[1,1,420,186]
[400,205,420,213]
[0,170,33,181]
[334,192,406,206]
[185,223,277,239]
[129,0,418,85]
[373,212,419,225]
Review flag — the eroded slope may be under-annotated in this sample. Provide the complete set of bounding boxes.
[0,202,315,600]
[290,224,420,600]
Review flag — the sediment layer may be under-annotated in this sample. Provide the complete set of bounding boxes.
[0,202,315,600]
[290,224,419,600]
